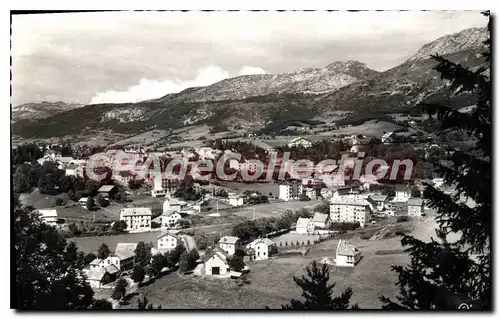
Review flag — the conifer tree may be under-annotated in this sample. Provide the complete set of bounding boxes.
[281,261,358,310]
[381,12,491,310]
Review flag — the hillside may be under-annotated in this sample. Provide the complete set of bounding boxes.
[11,101,84,123]
[12,27,489,145]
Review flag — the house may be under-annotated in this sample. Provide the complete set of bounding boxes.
[335,240,361,267]
[157,232,180,253]
[204,247,230,276]
[329,198,372,227]
[156,210,182,229]
[37,209,58,226]
[163,197,187,213]
[113,170,137,186]
[279,182,303,201]
[86,266,119,289]
[312,212,331,229]
[287,137,312,148]
[304,187,317,200]
[218,236,241,256]
[394,185,411,202]
[432,178,445,189]
[97,185,116,199]
[102,249,136,271]
[65,164,84,178]
[247,238,276,261]
[296,217,315,234]
[381,132,394,144]
[119,207,152,232]
[78,197,89,209]
[228,193,244,207]
[368,194,388,211]
[407,198,424,217]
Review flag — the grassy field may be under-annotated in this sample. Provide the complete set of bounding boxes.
[93,217,440,309]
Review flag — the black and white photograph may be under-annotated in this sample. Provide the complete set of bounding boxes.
[10,8,492,311]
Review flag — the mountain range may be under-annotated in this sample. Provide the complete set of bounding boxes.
[12,27,489,145]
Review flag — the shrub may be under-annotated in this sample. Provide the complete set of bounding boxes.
[397,216,410,223]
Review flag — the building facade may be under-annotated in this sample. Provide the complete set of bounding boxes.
[119,207,152,232]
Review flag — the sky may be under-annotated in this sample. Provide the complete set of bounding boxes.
[11,11,487,106]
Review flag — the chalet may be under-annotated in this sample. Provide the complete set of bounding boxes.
[295,217,315,234]
[335,240,361,267]
[312,212,331,229]
[86,265,119,289]
[247,238,276,261]
[65,164,84,178]
[37,209,58,226]
[155,210,182,229]
[97,185,116,199]
[407,198,424,217]
[228,193,244,207]
[204,247,230,276]
[78,197,89,209]
[157,232,180,253]
[119,207,152,232]
[218,236,241,256]
[102,247,136,271]
[287,137,312,148]
[393,185,411,203]
[368,194,388,211]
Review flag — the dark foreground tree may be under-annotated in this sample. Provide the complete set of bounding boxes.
[111,278,129,301]
[381,13,491,310]
[15,206,94,309]
[131,265,146,284]
[92,299,113,310]
[137,295,162,310]
[280,261,357,310]
[97,243,111,260]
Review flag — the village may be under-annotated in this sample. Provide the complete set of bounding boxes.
[11,130,471,309]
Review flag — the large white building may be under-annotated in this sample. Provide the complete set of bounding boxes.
[296,217,315,234]
[37,209,58,226]
[329,198,372,227]
[204,247,230,276]
[218,236,241,256]
[246,238,276,261]
[279,182,303,201]
[157,232,180,253]
[407,198,424,217]
[119,207,152,232]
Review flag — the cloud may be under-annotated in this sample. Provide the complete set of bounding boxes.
[90,65,267,104]
[238,66,267,76]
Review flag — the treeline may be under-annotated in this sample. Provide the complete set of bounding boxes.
[231,209,311,242]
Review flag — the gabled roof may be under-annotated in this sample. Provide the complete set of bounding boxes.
[288,137,311,144]
[112,249,136,261]
[105,264,120,275]
[253,238,274,246]
[369,194,388,202]
[65,164,78,170]
[157,232,180,241]
[394,184,410,192]
[163,210,182,217]
[296,217,313,229]
[38,209,58,218]
[407,198,424,206]
[89,258,103,266]
[120,207,152,217]
[336,240,359,257]
[98,185,115,192]
[87,269,106,281]
[312,213,329,224]
[204,246,229,263]
[219,236,240,245]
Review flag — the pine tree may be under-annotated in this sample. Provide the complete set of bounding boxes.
[97,243,111,260]
[381,12,491,310]
[281,261,358,310]
[15,206,95,309]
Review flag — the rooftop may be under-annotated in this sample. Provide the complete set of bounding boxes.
[296,217,313,229]
[38,209,58,218]
[312,212,330,223]
[98,185,116,193]
[219,236,240,245]
[394,184,410,192]
[336,240,360,257]
[120,207,152,217]
[407,198,424,206]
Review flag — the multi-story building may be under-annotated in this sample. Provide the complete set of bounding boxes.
[394,185,411,202]
[329,198,372,227]
[157,232,180,253]
[218,236,241,256]
[119,207,152,232]
[278,182,303,201]
[407,198,424,217]
[287,137,312,148]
